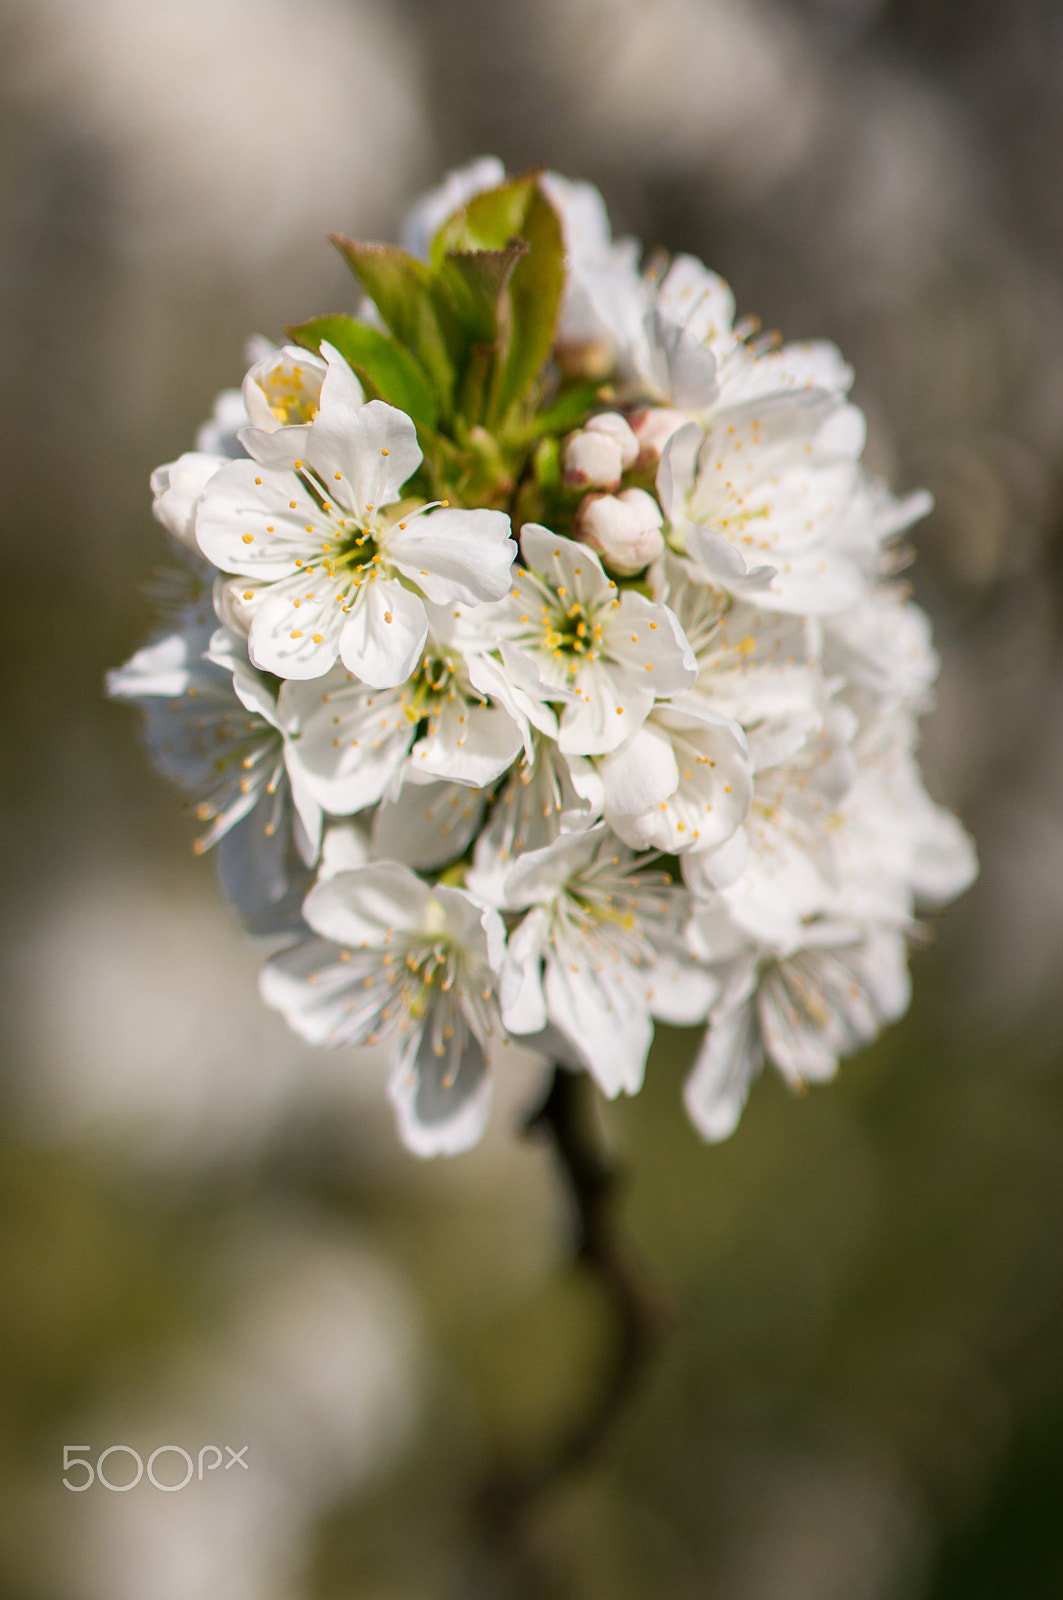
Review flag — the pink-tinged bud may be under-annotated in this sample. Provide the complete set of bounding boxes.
[576,488,665,575]
[563,429,625,489]
[629,407,686,466]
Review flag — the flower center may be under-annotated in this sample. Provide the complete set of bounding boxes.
[259,361,320,426]
[542,598,603,673]
[400,652,455,723]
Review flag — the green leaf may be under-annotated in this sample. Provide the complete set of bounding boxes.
[430,175,538,262]
[532,383,603,437]
[494,187,566,421]
[286,313,440,430]
[533,435,561,491]
[330,237,458,414]
[436,242,527,350]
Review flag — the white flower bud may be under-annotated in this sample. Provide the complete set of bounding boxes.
[563,429,625,489]
[575,488,665,575]
[563,411,640,489]
[151,452,226,552]
[584,411,639,468]
[629,407,687,465]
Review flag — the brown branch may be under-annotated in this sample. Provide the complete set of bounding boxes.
[474,1063,678,1562]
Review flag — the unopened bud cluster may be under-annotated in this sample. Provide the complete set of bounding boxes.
[109,160,976,1157]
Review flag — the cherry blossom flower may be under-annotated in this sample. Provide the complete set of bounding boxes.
[500,826,716,1097]
[261,863,505,1155]
[482,526,696,756]
[196,400,516,687]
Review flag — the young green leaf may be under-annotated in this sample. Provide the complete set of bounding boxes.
[286,313,440,429]
[532,382,604,438]
[494,186,566,421]
[430,174,538,262]
[330,238,458,414]
[436,242,527,351]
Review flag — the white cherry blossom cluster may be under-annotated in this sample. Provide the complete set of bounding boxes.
[109,160,976,1156]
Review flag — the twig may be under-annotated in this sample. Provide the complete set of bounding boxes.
[474,1063,678,1558]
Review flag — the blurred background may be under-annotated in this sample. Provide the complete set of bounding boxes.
[2,0,1063,1594]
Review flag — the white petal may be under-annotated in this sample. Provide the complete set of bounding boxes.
[306,400,422,515]
[519,524,613,607]
[683,1001,764,1143]
[303,860,430,946]
[195,461,318,577]
[602,592,697,695]
[338,578,427,688]
[285,670,409,812]
[467,649,558,750]
[389,1017,493,1158]
[503,826,602,909]
[318,341,366,410]
[412,699,522,788]
[260,937,367,1046]
[643,310,719,409]
[319,820,373,876]
[238,422,315,470]
[500,907,550,1035]
[684,827,749,893]
[647,957,719,1026]
[656,421,701,524]
[372,775,486,871]
[247,571,348,680]
[544,952,652,1097]
[152,452,228,552]
[598,724,678,816]
[558,660,654,756]
[911,807,978,906]
[684,524,776,594]
[387,508,517,604]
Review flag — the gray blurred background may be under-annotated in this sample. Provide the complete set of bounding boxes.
[2,0,1063,1594]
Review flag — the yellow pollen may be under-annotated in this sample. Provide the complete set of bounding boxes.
[294,459,303,468]
[290,630,303,639]
[289,501,297,509]
[312,633,323,643]
[254,476,261,485]
[243,590,254,600]
[242,534,254,544]
[384,611,392,624]
[381,447,389,456]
